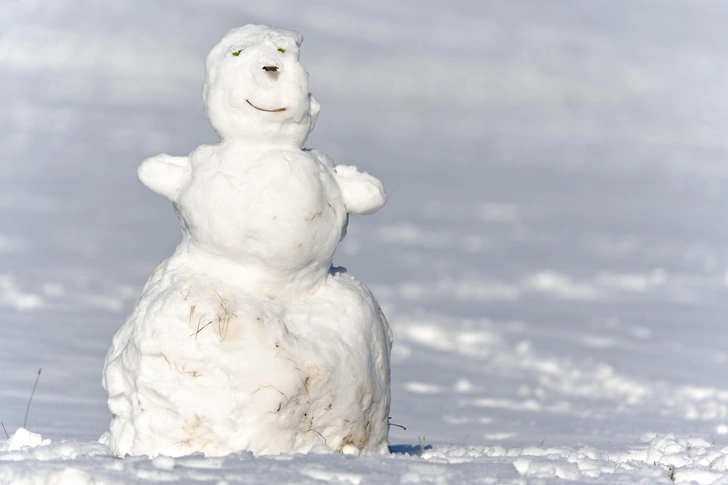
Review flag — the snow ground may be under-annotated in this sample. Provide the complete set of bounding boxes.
[2,0,728,483]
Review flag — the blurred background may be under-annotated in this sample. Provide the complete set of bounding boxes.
[2,0,728,448]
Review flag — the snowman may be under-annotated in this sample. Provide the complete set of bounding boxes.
[102,24,392,457]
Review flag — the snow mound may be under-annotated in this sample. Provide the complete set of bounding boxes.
[5,428,50,452]
[2,435,728,484]
[422,435,728,483]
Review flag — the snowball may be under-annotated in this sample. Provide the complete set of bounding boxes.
[152,456,176,470]
[7,428,50,451]
[342,445,361,456]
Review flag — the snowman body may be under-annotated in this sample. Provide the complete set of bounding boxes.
[102,24,391,457]
[175,143,348,298]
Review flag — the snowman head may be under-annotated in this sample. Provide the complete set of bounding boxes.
[203,24,321,147]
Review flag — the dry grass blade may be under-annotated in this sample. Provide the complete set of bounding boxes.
[310,428,327,445]
[24,368,42,429]
[191,318,213,338]
[1,422,8,439]
[388,416,406,430]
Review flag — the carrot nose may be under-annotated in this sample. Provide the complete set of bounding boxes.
[262,66,279,72]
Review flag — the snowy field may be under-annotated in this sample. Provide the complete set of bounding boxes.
[3,0,728,483]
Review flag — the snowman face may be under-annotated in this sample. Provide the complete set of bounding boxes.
[203,25,320,147]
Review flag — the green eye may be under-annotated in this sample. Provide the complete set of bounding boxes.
[277,48,286,53]
[232,50,242,56]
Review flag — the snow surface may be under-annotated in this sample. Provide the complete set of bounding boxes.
[3,0,728,483]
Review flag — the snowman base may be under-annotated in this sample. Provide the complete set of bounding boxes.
[103,264,391,457]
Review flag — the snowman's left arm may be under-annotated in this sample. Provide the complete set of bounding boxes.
[333,165,387,215]
[308,149,386,215]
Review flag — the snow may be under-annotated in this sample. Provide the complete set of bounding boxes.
[5,429,50,452]
[3,432,728,484]
[3,0,728,483]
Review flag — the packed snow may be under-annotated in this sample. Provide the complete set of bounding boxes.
[3,0,728,483]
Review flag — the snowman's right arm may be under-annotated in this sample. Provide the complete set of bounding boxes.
[137,154,191,203]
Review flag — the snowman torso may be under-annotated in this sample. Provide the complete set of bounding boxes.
[175,143,347,296]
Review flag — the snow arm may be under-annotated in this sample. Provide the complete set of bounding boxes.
[334,165,387,215]
[137,154,190,203]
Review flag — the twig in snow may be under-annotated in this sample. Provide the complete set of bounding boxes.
[310,428,327,445]
[1,422,8,439]
[191,318,213,339]
[252,385,288,401]
[388,417,406,430]
[24,368,42,429]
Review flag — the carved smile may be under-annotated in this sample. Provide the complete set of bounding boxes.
[246,99,286,112]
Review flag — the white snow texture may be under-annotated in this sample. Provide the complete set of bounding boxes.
[102,24,391,458]
[4,0,728,484]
